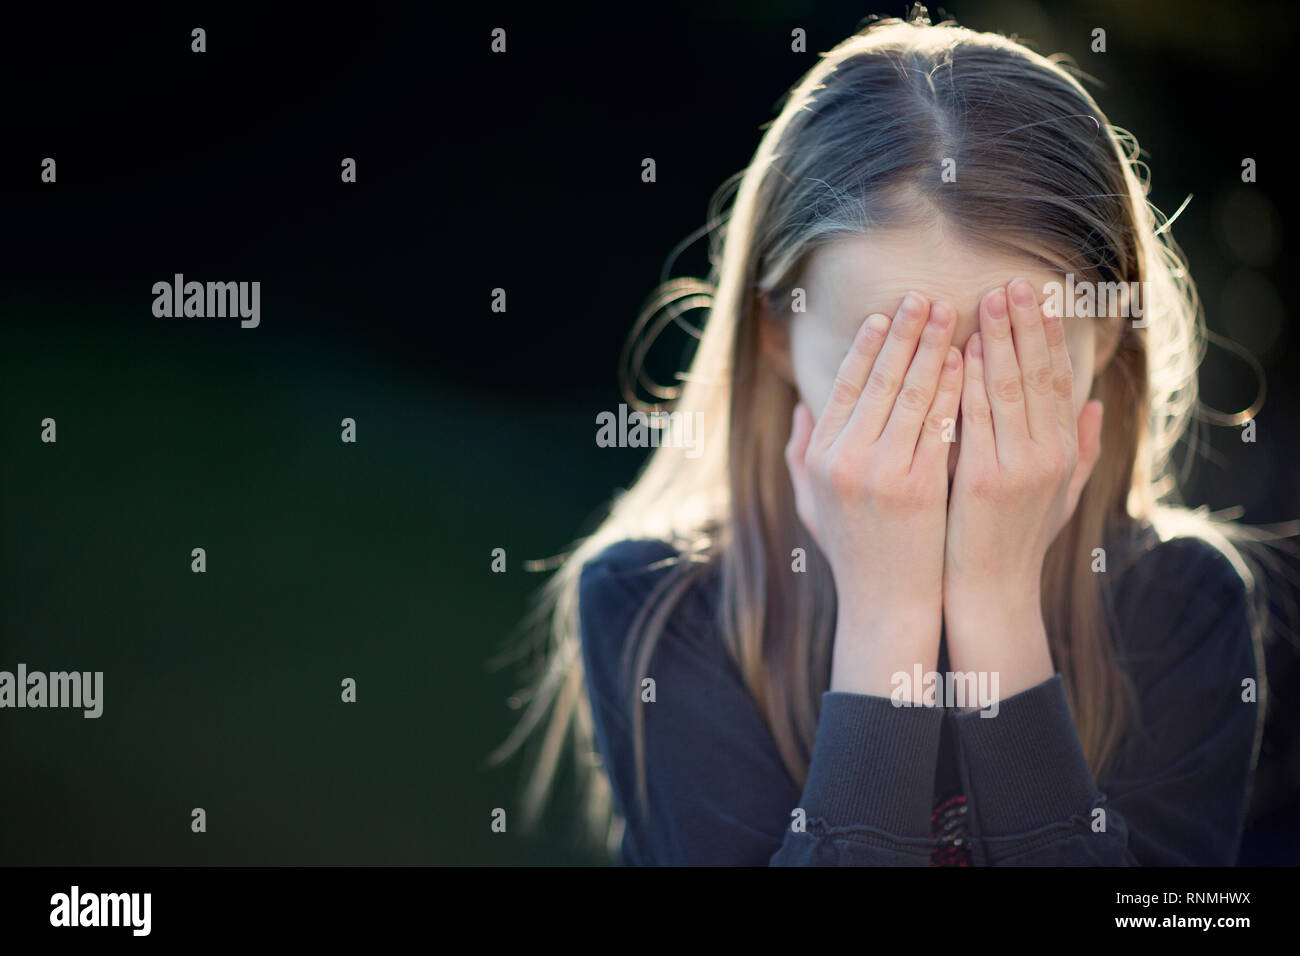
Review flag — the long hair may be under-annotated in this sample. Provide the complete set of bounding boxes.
[486,15,1298,857]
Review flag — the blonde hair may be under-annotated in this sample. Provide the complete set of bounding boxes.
[487,15,1295,857]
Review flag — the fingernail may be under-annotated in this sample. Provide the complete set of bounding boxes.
[900,292,924,317]
[969,333,983,358]
[986,290,1007,319]
[1010,279,1035,307]
[944,347,960,369]
[929,302,953,328]
[865,313,891,335]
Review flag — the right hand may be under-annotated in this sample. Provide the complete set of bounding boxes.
[784,292,964,698]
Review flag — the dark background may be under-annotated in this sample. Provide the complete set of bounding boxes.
[1,1,1297,865]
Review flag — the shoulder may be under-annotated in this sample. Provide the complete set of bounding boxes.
[578,538,723,680]
[578,539,701,630]
[579,538,683,595]
[1112,527,1250,603]
[579,537,720,631]
[1108,525,1254,664]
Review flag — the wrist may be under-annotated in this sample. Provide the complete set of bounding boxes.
[945,574,1041,621]
[942,591,1054,698]
[831,602,942,698]
[944,585,1043,647]
[837,604,944,657]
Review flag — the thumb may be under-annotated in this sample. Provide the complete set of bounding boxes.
[1066,399,1104,508]
[785,401,816,526]
[785,401,814,471]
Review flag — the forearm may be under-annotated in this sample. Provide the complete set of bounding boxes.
[830,603,942,698]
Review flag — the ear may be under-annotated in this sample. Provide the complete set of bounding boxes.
[757,294,797,386]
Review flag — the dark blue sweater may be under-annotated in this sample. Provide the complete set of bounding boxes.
[577,525,1263,865]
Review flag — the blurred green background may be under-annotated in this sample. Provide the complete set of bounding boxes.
[0,302,629,863]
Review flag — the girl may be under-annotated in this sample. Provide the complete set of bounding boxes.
[490,14,1295,865]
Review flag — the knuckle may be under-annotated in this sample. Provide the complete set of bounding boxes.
[896,381,930,412]
[1053,370,1074,401]
[865,368,896,401]
[830,373,861,407]
[993,376,1024,404]
[1026,363,1054,395]
[965,399,993,426]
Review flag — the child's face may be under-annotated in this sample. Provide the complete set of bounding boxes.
[786,227,1104,480]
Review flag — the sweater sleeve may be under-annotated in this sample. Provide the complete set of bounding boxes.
[947,535,1262,865]
[579,539,945,866]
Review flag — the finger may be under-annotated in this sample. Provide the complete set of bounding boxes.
[1007,278,1056,444]
[1064,400,1104,512]
[844,291,929,445]
[1041,298,1077,436]
[913,344,963,474]
[978,287,1029,451]
[879,300,957,457]
[959,332,996,464]
[785,401,816,526]
[811,312,892,451]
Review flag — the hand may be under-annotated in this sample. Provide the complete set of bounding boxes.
[943,278,1104,695]
[786,292,964,699]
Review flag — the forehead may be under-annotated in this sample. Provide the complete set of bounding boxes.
[800,227,1066,331]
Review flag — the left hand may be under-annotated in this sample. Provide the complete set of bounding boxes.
[943,278,1104,694]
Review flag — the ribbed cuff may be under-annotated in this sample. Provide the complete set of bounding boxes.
[952,674,1100,835]
[800,691,945,838]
